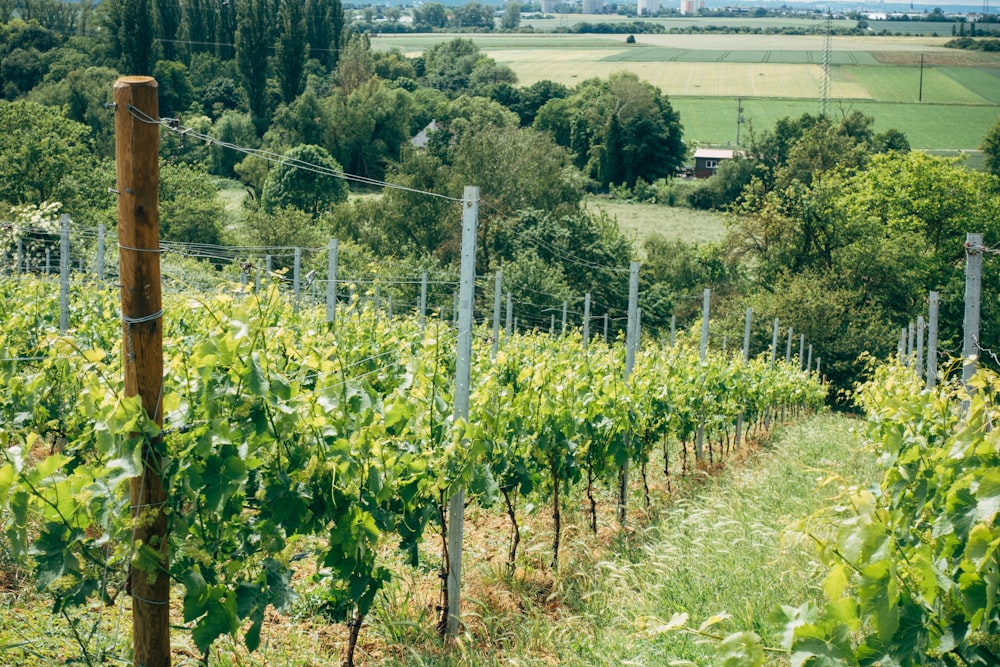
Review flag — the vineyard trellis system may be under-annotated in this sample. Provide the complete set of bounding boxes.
[0,76,830,667]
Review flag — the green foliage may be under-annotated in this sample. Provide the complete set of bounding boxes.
[27,65,118,157]
[681,364,1000,665]
[728,148,1000,393]
[275,0,307,104]
[0,100,100,210]
[0,272,825,663]
[534,72,685,190]
[501,2,520,31]
[158,161,225,245]
[153,59,194,116]
[259,144,349,216]
[208,110,258,178]
[235,0,270,132]
[982,116,1000,177]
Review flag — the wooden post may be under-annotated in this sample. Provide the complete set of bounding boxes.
[583,292,591,351]
[115,76,169,667]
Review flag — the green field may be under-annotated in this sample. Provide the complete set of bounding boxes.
[372,31,1000,149]
[587,197,729,247]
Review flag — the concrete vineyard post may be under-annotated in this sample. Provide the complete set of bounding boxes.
[446,186,478,637]
[505,292,512,338]
[916,315,925,379]
[97,223,106,282]
[770,317,779,368]
[962,233,982,390]
[620,261,639,526]
[327,239,338,326]
[293,247,301,313]
[59,214,70,331]
[927,291,939,389]
[419,271,428,331]
[491,270,502,359]
[696,288,710,460]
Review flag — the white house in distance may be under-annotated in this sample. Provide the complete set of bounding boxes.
[582,0,604,13]
[638,0,660,15]
[411,120,443,149]
[693,148,735,178]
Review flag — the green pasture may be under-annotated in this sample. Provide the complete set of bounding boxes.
[872,20,957,36]
[840,64,996,104]
[938,66,1000,104]
[601,46,880,65]
[675,96,1000,149]
[587,197,729,246]
[372,31,999,150]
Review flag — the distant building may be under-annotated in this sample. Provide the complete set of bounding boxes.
[693,148,734,178]
[541,0,555,11]
[638,0,660,15]
[411,120,443,149]
[679,0,695,14]
[582,0,604,13]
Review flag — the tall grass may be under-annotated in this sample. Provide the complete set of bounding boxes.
[372,413,878,666]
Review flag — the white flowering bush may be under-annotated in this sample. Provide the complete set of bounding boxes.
[2,202,63,273]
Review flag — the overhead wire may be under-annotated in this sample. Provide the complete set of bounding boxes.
[126,105,464,203]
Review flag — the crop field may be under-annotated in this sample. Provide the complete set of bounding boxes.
[381,31,998,148]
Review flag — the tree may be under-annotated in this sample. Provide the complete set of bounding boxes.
[501,2,521,30]
[27,65,118,157]
[276,0,308,104]
[2,48,45,98]
[260,144,349,215]
[200,77,245,118]
[451,2,494,29]
[241,204,325,255]
[450,124,585,218]
[422,37,481,96]
[983,116,1000,177]
[208,110,259,178]
[0,100,96,207]
[539,73,685,189]
[336,32,374,96]
[236,0,270,133]
[119,0,156,74]
[266,88,332,151]
[327,79,413,181]
[154,0,183,61]
[158,161,225,245]
[153,60,194,116]
[413,2,448,29]
[305,0,344,70]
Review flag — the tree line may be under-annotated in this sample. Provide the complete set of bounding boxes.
[2,3,1000,394]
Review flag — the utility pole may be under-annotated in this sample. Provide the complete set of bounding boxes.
[736,96,745,146]
[115,75,169,667]
[919,53,925,102]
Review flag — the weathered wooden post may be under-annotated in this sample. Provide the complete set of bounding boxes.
[115,75,169,667]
